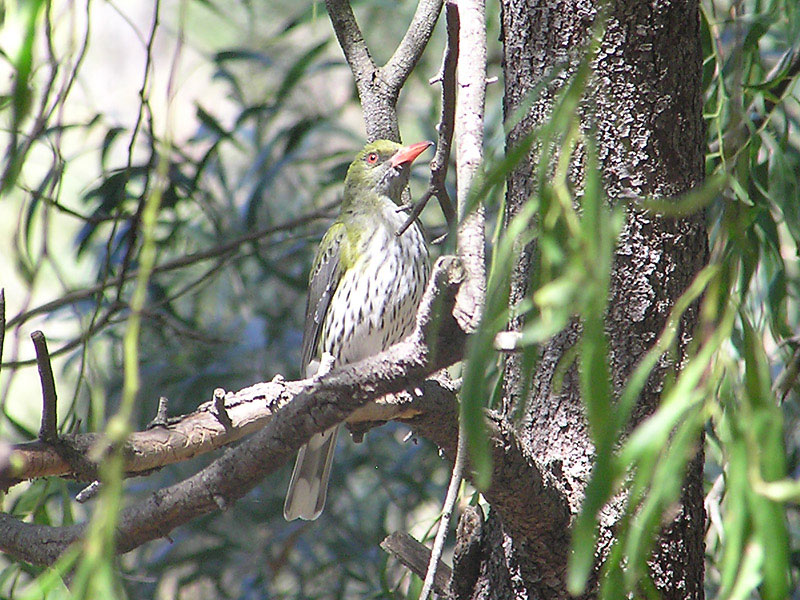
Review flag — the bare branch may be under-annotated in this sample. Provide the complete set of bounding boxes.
[430,0,460,226]
[6,306,121,369]
[396,1,459,237]
[31,331,58,443]
[325,0,443,142]
[381,532,452,597]
[1,257,463,487]
[408,408,571,581]
[384,0,444,91]
[0,361,569,570]
[324,0,376,95]
[419,412,465,600]
[454,0,487,332]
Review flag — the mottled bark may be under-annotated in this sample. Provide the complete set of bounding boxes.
[468,0,708,597]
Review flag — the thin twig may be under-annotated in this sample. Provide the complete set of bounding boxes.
[148,396,170,429]
[397,190,434,237]
[397,0,459,237]
[0,1,63,196]
[31,331,58,443]
[5,200,338,331]
[419,420,465,600]
[213,388,232,431]
[5,236,299,369]
[112,0,163,310]
[4,305,122,369]
[384,0,444,90]
[431,0,460,227]
[0,289,5,377]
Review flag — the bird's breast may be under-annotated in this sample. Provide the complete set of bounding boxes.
[321,214,429,366]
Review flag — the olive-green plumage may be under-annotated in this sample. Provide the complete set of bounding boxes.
[283,140,432,521]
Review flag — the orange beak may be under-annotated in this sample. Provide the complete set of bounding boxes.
[390,140,433,168]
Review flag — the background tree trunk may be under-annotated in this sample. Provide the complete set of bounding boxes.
[464,0,708,597]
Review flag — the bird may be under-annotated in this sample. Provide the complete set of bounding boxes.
[283,139,432,521]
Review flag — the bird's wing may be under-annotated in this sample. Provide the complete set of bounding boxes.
[301,221,347,372]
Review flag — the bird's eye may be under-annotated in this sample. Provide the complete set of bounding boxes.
[365,152,379,165]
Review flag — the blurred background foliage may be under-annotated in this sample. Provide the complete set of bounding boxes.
[0,0,799,598]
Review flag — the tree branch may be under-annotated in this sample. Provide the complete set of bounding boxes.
[31,331,58,444]
[0,257,465,565]
[381,532,453,597]
[384,0,445,91]
[325,0,442,142]
[324,0,376,96]
[3,200,337,334]
[0,255,571,573]
[396,0,459,237]
[408,408,571,588]
[1,257,463,488]
[454,0,487,332]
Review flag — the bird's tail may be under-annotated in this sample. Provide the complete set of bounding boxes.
[283,426,339,521]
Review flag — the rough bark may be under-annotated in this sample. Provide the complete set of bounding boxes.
[472,0,709,597]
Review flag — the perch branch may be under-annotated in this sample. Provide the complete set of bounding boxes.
[0,257,466,565]
[0,256,570,572]
[0,257,463,490]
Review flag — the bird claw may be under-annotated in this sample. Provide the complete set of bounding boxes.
[314,352,335,379]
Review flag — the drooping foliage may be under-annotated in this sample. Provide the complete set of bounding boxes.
[0,0,798,598]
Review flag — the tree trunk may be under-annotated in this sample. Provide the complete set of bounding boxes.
[462,0,708,597]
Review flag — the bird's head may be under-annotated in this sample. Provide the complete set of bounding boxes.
[344,139,433,204]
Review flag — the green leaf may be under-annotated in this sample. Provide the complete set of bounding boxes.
[274,40,330,106]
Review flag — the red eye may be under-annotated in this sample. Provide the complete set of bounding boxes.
[365,152,379,165]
